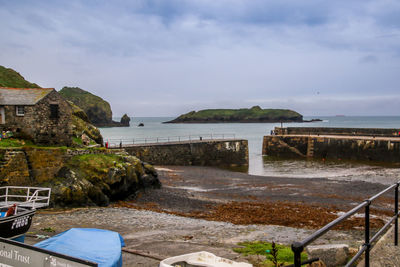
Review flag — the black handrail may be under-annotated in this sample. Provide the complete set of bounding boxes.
[289,182,400,267]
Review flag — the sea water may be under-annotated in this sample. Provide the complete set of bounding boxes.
[99,116,400,185]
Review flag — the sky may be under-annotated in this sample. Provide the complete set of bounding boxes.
[0,0,399,117]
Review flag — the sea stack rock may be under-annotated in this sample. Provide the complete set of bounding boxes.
[120,114,130,127]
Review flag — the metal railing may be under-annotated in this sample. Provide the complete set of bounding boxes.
[105,133,236,148]
[289,182,399,267]
[0,186,51,210]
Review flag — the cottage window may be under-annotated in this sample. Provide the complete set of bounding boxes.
[16,106,25,116]
[50,104,59,119]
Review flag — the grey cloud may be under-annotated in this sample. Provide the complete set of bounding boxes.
[359,55,378,64]
[0,0,399,116]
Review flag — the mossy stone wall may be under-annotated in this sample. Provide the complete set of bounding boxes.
[0,149,31,184]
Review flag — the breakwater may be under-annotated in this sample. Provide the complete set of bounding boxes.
[263,127,400,163]
[274,127,400,137]
[120,139,249,167]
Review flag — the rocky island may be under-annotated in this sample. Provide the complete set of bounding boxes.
[164,106,304,123]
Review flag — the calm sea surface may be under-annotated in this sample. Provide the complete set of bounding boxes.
[99,116,400,185]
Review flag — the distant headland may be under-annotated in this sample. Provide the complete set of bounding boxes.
[164,106,315,123]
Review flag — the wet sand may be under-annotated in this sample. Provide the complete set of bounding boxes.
[131,166,393,229]
[26,166,396,266]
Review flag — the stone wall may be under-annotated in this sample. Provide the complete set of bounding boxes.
[1,90,73,146]
[121,139,249,167]
[274,127,400,137]
[263,135,400,162]
[0,149,31,185]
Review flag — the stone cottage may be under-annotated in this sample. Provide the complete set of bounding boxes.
[0,87,72,145]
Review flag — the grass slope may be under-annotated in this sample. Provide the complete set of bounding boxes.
[0,65,40,88]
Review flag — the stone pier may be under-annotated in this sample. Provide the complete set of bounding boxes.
[263,127,400,163]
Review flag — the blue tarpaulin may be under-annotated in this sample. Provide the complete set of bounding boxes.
[34,228,125,267]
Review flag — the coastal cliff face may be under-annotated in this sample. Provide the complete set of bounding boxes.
[59,87,129,127]
[165,106,303,123]
[0,148,160,207]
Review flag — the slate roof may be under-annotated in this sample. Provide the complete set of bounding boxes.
[0,87,54,105]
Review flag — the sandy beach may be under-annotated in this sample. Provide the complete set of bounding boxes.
[26,165,395,266]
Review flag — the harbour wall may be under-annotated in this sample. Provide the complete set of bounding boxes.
[274,127,400,137]
[263,134,400,163]
[121,139,249,167]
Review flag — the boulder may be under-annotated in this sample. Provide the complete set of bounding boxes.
[306,244,349,267]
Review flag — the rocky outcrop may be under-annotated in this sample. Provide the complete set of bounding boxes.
[49,152,160,206]
[69,101,103,146]
[0,148,160,207]
[120,114,130,126]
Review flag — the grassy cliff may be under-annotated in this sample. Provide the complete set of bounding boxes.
[0,65,40,88]
[59,87,118,126]
[165,106,303,123]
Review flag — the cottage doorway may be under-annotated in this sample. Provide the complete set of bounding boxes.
[0,106,4,124]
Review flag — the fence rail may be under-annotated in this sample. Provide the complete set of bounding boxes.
[105,133,236,148]
[288,182,399,267]
[0,186,51,210]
